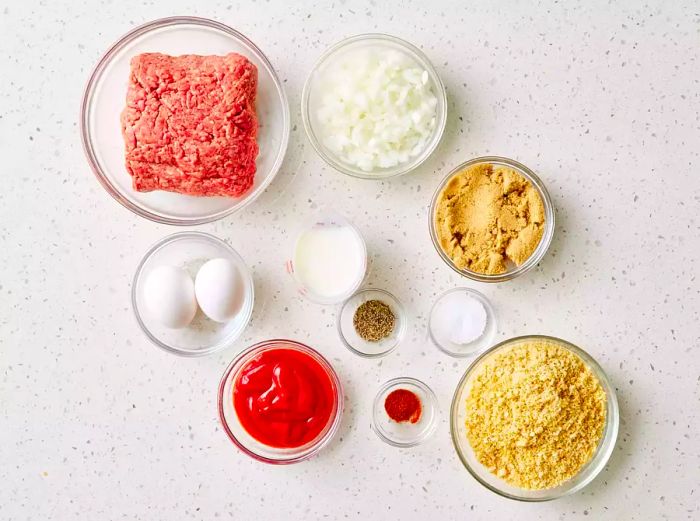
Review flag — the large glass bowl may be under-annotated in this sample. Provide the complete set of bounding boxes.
[81,16,290,225]
[302,33,447,179]
[218,339,344,464]
[429,156,555,282]
[450,335,619,501]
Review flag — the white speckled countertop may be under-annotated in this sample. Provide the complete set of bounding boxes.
[1,1,699,519]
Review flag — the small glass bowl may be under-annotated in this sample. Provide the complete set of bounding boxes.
[337,288,407,358]
[81,16,290,225]
[302,33,447,179]
[132,232,254,356]
[372,377,439,447]
[285,210,367,305]
[218,339,344,464]
[429,156,555,282]
[450,335,619,501]
[429,287,496,357]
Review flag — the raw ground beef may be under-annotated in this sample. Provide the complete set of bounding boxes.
[120,52,258,198]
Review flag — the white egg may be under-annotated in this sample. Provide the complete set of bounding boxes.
[142,265,197,329]
[195,258,244,323]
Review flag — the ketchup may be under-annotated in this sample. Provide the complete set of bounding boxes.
[233,348,335,448]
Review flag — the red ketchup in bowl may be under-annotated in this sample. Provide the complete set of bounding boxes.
[233,348,335,448]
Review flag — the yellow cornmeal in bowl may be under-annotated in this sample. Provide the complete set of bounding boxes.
[464,340,607,490]
[434,163,545,275]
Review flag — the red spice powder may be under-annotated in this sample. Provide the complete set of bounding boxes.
[384,389,422,423]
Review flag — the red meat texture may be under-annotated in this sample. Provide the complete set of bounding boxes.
[121,53,259,198]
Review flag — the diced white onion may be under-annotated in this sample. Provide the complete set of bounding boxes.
[314,47,438,172]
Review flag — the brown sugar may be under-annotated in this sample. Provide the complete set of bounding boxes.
[464,340,607,490]
[434,163,545,275]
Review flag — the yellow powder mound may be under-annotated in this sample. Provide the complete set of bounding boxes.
[434,163,545,275]
[465,340,607,490]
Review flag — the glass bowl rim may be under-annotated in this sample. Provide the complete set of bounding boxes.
[80,15,291,226]
[428,156,556,282]
[336,287,407,358]
[131,231,254,357]
[301,32,448,180]
[449,334,620,501]
[371,376,439,448]
[217,338,344,464]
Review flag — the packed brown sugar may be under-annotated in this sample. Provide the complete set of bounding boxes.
[464,340,607,490]
[434,163,545,275]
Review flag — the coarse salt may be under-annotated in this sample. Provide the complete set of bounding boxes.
[432,291,487,345]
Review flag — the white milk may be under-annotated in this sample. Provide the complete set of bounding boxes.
[294,225,366,302]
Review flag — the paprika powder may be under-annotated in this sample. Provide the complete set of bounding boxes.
[384,388,422,423]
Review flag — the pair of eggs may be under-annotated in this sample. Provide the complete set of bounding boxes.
[143,258,244,329]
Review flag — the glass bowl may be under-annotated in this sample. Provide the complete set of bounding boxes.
[428,287,496,357]
[218,339,344,464]
[337,288,407,358]
[132,232,254,356]
[450,335,619,501]
[80,16,290,225]
[301,33,447,179]
[429,156,555,282]
[372,377,439,447]
[285,210,367,305]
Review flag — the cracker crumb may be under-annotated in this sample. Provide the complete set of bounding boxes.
[465,340,607,490]
[434,163,545,274]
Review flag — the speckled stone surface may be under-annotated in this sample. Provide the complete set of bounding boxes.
[1,1,698,519]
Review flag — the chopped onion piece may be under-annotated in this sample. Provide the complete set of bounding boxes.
[314,47,438,172]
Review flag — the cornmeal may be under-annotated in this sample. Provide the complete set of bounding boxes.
[465,340,607,490]
[434,163,545,274]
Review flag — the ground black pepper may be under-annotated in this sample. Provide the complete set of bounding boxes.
[353,299,395,342]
